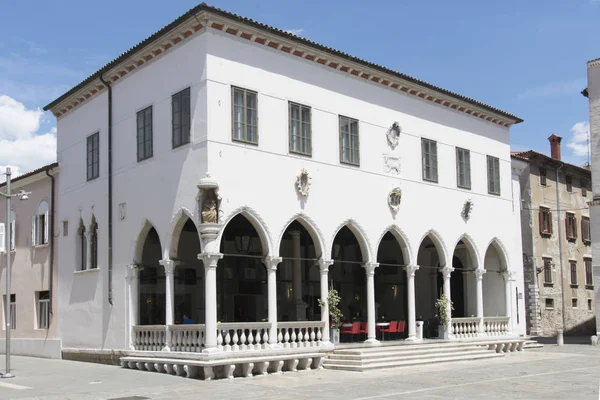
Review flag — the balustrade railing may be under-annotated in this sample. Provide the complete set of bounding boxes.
[170,324,206,352]
[277,321,325,348]
[483,317,510,336]
[451,317,480,338]
[133,325,166,351]
[217,322,271,351]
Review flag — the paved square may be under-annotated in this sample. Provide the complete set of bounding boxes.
[1,344,599,400]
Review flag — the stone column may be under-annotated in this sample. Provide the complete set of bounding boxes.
[198,252,223,353]
[290,231,307,320]
[364,262,379,344]
[263,256,282,346]
[159,259,178,351]
[441,265,454,337]
[126,264,140,350]
[503,270,516,335]
[318,259,334,343]
[475,268,486,336]
[405,265,420,341]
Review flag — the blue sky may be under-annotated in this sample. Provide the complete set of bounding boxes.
[0,0,598,175]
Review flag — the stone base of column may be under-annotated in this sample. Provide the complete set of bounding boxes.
[202,347,222,355]
[363,338,381,346]
[161,345,171,352]
[405,335,420,342]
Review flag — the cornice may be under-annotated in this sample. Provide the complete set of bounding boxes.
[49,10,519,128]
[588,58,600,68]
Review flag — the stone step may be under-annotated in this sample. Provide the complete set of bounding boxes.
[328,345,487,361]
[523,340,544,349]
[324,349,491,367]
[324,352,505,372]
[333,341,490,356]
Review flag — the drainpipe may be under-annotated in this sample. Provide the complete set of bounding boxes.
[45,168,55,317]
[99,75,113,306]
[555,164,566,333]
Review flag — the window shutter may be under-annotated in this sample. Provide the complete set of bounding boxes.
[565,217,569,239]
[44,211,49,244]
[549,212,553,234]
[538,210,543,235]
[32,215,37,246]
[10,221,15,251]
[574,217,578,238]
[0,223,5,253]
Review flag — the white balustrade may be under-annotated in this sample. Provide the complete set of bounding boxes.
[133,325,166,350]
[169,324,206,352]
[451,317,481,339]
[277,321,325,348]
[483,317,509,337]
[216,322,271,352]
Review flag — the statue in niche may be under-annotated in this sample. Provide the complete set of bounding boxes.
[201,190,219,224]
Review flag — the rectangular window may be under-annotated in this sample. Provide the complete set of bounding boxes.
[4,294,15,330]
[543,257,553,284]
[581,179,588,197]
[339,116,360,165]
[545,298,554,309]
[9,212,15,251]
[566,213,577,241]
[37,291,49,329]
[539,167,547,186]
[539,207,552,236]
[456,148,471,189]
[585,259,593,287]
[422,139,438,182]
[588,299,593,311]
[570,261,578,286]
[63,221,68,237]
[289,102,312,156]
[232,87,258,144]
[582,217,591,244]
[86,132,99,181]
[487,155,500,195]
[572,298,578,308]
[136,106,153,161]
[566,175,572,192]
[0,223,4,253]
[172,87,191,148]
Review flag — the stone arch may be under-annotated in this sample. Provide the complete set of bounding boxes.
[329,219,372,263]
[167,207,201,259]
[483,237,510,272]
[133,218,162,264]
[375,225,413,266]
[217,206,273,257]
[275,213,326,259]
[415,229,448,267]
[451,233,481,270]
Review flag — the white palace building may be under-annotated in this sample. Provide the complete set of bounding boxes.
[44,4,526,378]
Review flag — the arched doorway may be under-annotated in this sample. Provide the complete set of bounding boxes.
[415,233,445,338]
[375,232,407,326]
[450,238,479,318]
[138,227,164,325]
[278,221,320,321]
[330,226,366,324]
[172,218,203,324]
[218,215,268,322]
[483,241,508,316]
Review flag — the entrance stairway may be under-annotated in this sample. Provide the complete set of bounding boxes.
[324,340,525,372]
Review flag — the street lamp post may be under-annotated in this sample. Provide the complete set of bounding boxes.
[1,167,30,379]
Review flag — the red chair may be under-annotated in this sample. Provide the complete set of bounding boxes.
[397,320,406,339]
[341,322,360,342]
[378,321,397,341]
[359,322,368,340]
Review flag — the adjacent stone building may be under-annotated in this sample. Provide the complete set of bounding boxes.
[512,138,594,336]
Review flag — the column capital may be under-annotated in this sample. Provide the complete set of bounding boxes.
[318,258,334,273]
[363,262,379,276]
[262,256,282,271]
[159,259,179,275]
[503,270,516,282]
[126,264,140,281]
[474,267,486,280]
[440,265,454,279]
[404,264,419,277]
[198,252,223,269]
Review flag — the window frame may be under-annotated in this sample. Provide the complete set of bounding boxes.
[545,298,554,309]
[90,222,98,269]
[231,86,258,145]
[581,179,588,197]
[570,260,578,286]
[456,147,471,189]
[582,216,591,245]
[339,115,360,166]
[78,223,87,271]
[543,257,553,284]
[566,175,573,192]
[288,102,312,156]
[585,258,593,288]
[32,200,49,247]
[422,138,438,183]
[37,291,50,329]
[539,207,552,236]
[4,294,16,330]
[172,87,191,149]
[86,132,100,181]
[487,155,501,195]
[566,212,577,242]
[9,209,15,251]
[539,167,547,186]
[572,298,578,308]
[136,105,153,162]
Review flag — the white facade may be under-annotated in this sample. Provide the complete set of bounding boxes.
[49,6,525,352]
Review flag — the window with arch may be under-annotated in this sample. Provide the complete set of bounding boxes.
[77,221,87,271]
[90,219,98,269]
[32,200,49,246]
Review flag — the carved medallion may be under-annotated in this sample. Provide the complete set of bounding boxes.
[462,199,474,221]
[383,155,400,175]
[296,169,311,197]
[388,187,402,211]
[386,122,401,150]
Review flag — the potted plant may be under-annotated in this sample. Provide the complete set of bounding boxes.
[435,294,454,339]
[318,288,343,344]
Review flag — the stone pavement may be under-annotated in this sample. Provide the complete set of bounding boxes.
[0,342,599,400]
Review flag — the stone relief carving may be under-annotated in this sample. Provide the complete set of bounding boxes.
[462,199,473,221]
[388,187,402,211]
[386,122,401,150]
[296,169,312,197]
[201,190,219,224]
[383,155,401,174]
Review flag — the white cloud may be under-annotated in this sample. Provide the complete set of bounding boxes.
[566,121,590,158]
[516,79,586,100]
[0,95,56,181]
[284,28,304,36]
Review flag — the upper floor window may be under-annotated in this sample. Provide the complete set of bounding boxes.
[543,257,553,284]
[232,87,258,144]
[539,167,547,186]
[172,87,191,148]
[539,207,552,236]
[487,156,500,195]
[137,106,153,161]
[289,102,312,156]
[582,216,591,245]
[585,258,593,287]
[570,260,578,286]
[87,132,99,181]
[581,179,588,197]
[0,210,15,252]
[32,200,49,246]
[339,116,359,166]
[77,221,86,271]
[566,175,573,192]
[422,139,438,182]
[9,209,15,251]
[456,148,471,189]
[566,212,577,242]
